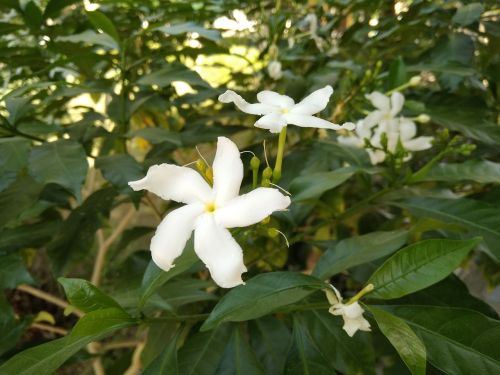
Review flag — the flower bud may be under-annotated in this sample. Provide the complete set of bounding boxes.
[416,114,430,123]
[409,75,422,86]
[250,156,260,170]
[267,228,279,238]
[262,166,273,179]
[262,177,271,187]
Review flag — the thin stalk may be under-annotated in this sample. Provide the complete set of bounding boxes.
[272,126,287,183]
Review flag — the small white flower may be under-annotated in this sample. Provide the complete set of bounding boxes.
[267,60,283,80]
[129,137,291,288]
[338,91,433,164]
[218,86,356,134]
[325,285,371,337]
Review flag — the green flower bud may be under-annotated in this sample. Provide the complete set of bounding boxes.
[250,156,260,170]
[409,75,422,86]
[262,166,273,179]
[416,114,430,123]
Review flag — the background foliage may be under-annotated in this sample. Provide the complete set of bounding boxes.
[1,0,499,374]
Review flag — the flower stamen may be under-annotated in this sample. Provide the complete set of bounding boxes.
[205,202,217,213]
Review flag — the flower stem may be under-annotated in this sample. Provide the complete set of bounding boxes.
[347,284,374,304]
[272,126,287,183]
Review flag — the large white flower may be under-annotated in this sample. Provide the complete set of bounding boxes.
[129,137,291,288]
[218,85,355,133]
[325,285,371,337]
[338,91,433,164]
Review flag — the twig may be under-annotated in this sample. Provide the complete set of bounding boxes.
[123,341,145,375]
[100,340,142,352]
[31,323,68,336]
[17,284,84,317]
[91,205,136,286]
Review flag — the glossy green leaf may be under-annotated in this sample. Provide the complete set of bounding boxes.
[387,56,407,89]
[0,308,135,375]
[143,331,179,375]
[58,277,123,313]
[86,10,120,43]
[385,305,500,375]
[28,140,88,201]
[285,314,337,375]
[139,244,199,309]
[178,324,231,375]
[391,197,500,260]
[422,160,500,184]
[314,230,408,280]
[128,127,182,146]
[368,306,426,375]
[290,167,358,201]
[0,253,33,289]
[201,272,326,331]
[95,154,144,189]
[217,326,265,375]
[56,30,118,49]
[249,316,291,375]
[137,64,210,88]
[368,238,481,299]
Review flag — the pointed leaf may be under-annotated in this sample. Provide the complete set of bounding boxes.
[143,331,179,375]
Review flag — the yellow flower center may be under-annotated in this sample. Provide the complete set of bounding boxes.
[280,108,289,114]
[205,202,217,213]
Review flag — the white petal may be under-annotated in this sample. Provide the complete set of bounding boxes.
[390,92,405,116]
[150,203,203,271]
[129,164,212,204]
[343,318,363,337]
[399,118,417,141]
[367,149,386,165]
[342,302,365,319]
[215,187,291,228]
[365,91,390,112]
[404,136,434,151]
[357,316,371,332]
[219,90,276,115]
[284,114,355,131]
[362,110,385,128]
[257,90,294,108]
[212,137,243,204]
[194,214,247,288]
[337,135,363,148]
[324,285,340,305]
[254,113,288,133]
[290,85,333,115]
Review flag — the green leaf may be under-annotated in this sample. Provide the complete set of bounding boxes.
[314,230,409,280]
[368,238,481,299]
[0,308,135,375]
[22,1,43,30]
[128,128,182,146]
[285,314,337,375]
[302,310,376,375]
[452,3,484,26]
[0,137,31,191]
[387,56,407,90]
[143,331,179,375]
[28,140,88,201]
[139,244,199,309]
[0,175,42,228]
[368,306,426,375]
[289,167,358,201]
[43,0,80,18]
[249,316,291,375]
[0,294,29,355]
[58,278,123,313]
[48,188,117,273]
[391,197,500,261]
[422,160,500,184]
[178,324,231,375]
[384,305,500,375]
[217,326,265,375]
[0,253,33,289]
[5,96,33,125]
[56,30,119,49]
[201,272,326,331]
[157,22,221,42]
[86,10,120,43]
[95,154,144,189]
[137,64,210,88]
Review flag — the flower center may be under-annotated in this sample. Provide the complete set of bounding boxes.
[280,108,289,114]
[205,202,217,213]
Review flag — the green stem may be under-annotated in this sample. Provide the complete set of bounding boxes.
[347,284,374,305]
[407,147,452,184]
[272,126,287,183]
[252,167,258,189]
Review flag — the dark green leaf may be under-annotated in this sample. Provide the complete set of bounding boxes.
[0,294,29,356]
[142,331,179,375]
[56,30,118,49]
[452,3,484,26]
[391,197,500,261]
[314,230,409,280]
[368,238,481,299]
[28,140,88,201]
[201,272,326,331]
[178,324,231,375]
[423,160,500,184]
[0,253,33,289]
[137,64,210,88]
[0,308,135,375]
[384,305,500,375]
[58,277,123,313]
[86,10,120,43]
[0,175,41,228]
[387,56,407,90]
[368,306,426,375]
[95,154,144,189]
[290,167,358,201]
[0,137,31,191]
[128,128,182,146]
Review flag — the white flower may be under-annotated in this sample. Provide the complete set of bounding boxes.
[128,137,291,288]
[267,60,282,80]
[325,285,371,337]
[218,86,356,134]
[338,91,433,164]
